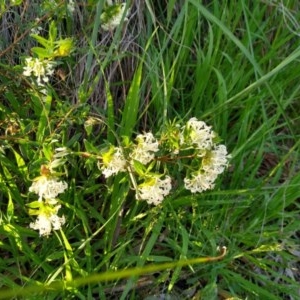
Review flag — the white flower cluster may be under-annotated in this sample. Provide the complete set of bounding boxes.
[136,176,172,206]
[28,170,68,236]
[23,57,55,86]
[29,204,66,237]
[183,145,230,194]
[181,119,231,193]
[29,176,68,201]
[130,132,159,164]
[101,3,129,31]
[181,117,215,151]
[99,132,167,205]
[98,146,127,178]
[99,132,159,178]
[98,117,230,205]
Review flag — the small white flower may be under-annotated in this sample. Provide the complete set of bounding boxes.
[136,176,172,205]
[23,57,34,76]
[99,147,127,178]
[50,214,66,230]
[30,211,65,236]
[130,132,159,165]
[29,176,68,201]
[184,171,216,193]
[30,26,43,35]
[181,118,215,150]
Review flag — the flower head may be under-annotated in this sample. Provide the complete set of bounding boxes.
[181,118,215,151]
[184,144,230,193]
[202,144,231,175]
[29,203,65,236]
[136,176,172,205]
[99,146,127,178]
[184,171,216,193]
[130,132,159,165]
[23,57,55,86]
[29,175,68,201]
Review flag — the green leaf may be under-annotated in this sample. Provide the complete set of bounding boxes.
[104,78,115,144]
[6,191,14,220]
[31,47,53,59]
[36,93,52,143]
[30,34,51,49]
[120,62,143,138]
[26,201,42,209]
[131,160,146,177]
[49,21,57,45]
[10,0,22,6]
[83,139,99,153]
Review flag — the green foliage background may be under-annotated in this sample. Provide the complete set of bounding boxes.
[0,0,300,299]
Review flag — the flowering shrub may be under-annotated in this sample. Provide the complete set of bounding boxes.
[97,118,231,204]
[17,4,230,237]
[1,2,298,299]
[25,117,230,236]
